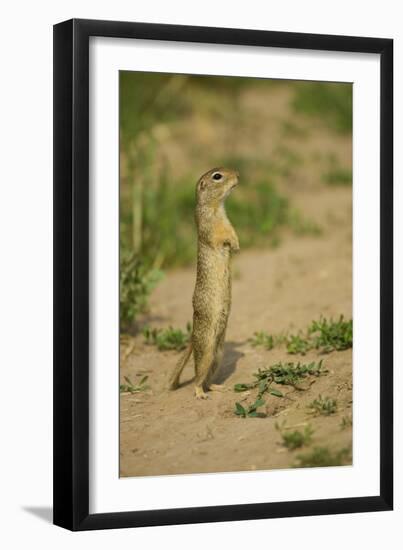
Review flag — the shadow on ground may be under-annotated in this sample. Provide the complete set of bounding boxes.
[22,506,53,523]
[212,340,245,384]
[172,340,245,389]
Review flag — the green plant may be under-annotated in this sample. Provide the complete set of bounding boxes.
[308,316,353,353]
[294,446,351,468]
[249,330,312,354]
[275,147,303,179]
[249,331,288,350]
[340,415,353,429]
[120,72,190,145]
[281,120,308,138]
[286,334,312,355]
[308,395,337,416]
[251,316,353,356]
[120,250,164,329]
[292,82,352,134]
[233,360,327,418]
[235,360,326,395]
[286,209,322,236]
[234,398,266,418]
[276,423,314,450]
[287,316,353,354]
[268,360,327,387]
[322,167,352,186]
[121,161,199,270]
[120,375,150,394]
[226,180,289,248]
[143,323,192,351]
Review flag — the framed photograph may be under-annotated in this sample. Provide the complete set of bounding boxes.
[53,19,393,531]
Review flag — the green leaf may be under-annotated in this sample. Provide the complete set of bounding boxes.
[269,389,284,397]
[234,384,250,392]
[235,402,246,416]
[258,381,267,393]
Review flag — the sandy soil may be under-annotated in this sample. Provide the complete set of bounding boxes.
[119,185,352,477]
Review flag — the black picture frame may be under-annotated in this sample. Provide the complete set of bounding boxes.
[53,18,393,531]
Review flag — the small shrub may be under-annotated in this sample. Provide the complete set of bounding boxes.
[340,416,353,429]
[308,316,352,353]
[120,375,150,394]
[292,82,352,134]
[294,446,351,468]
[143,323,192,351]
[120,250,163,330]
[235,399,266,418]
[226,180,289,248]
[308,395,337,416]
[287,209,322,236]
[276,423,314,450]
[249,332,275,350]
[286,334,312,355]
[322,167,352,186]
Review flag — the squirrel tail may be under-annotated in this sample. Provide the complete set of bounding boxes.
[168,342,193,390]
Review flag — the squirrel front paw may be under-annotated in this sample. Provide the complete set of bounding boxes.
[232,240,240,252]
[223,239,239,252]
[230,235,240,252]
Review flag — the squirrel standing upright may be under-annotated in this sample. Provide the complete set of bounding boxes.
[168,167,240,398]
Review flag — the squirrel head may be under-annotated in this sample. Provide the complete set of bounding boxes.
[196,168,239,207]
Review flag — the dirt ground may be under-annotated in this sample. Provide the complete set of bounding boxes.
[120,188,352,477]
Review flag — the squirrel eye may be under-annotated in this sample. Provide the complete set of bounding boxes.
[212,172,223,181]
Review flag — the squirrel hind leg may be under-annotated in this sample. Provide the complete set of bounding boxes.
[205,331,226,390]
[195,385,209,399]
[193,346,216,399]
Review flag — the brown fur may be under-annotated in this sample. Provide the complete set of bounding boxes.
[168,168,239,398]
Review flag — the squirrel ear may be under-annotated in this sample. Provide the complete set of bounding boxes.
[199,177,207,190]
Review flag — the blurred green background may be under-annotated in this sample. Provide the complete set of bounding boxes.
[119,71,352,331]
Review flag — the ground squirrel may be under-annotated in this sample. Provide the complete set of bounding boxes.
[168,167,239,398]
